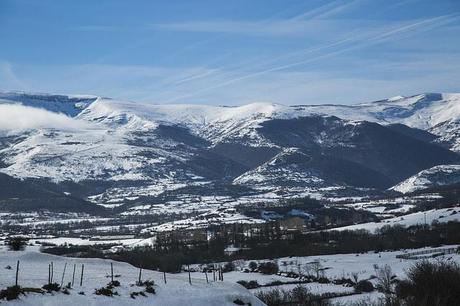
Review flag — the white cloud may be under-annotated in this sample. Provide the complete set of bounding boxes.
[0,104,91,131]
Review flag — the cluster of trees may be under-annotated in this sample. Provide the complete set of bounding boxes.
[41,221,460,273]
[5,237,28,251]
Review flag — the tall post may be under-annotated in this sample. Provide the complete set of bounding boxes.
[188,265,191,285]
[60,263,67,288]
[80,264,84,287]
[50,262,54,283]
[72,264,76,287]
[205,271,209,283]
[138,267,142,285]
[163,271,167,284]
[110,263,114,283]
[15,260,19,287]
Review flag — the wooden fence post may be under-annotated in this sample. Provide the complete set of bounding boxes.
[80,264,84,287]
[50,262,54,283]
[72,264,76,287]
[163,271,167,284]
[188,265,191,285]
[205,271,209,283]
[15,260,19,287]
[60,263,67,288]
[110,263,114,283]
[138,267,142,285]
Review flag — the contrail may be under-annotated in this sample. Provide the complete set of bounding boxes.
[155,1,363,94]
[164,14,458,103]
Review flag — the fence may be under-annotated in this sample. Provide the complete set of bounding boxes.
[3,260,226,292]
[396,247,458,260]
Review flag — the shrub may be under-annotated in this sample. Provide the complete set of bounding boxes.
[334,278,354,286]
[395,260,460,306]
[130,291,147,299]
[291,285,310,304]
[223,261,235,273]
[95,286,118,297]
[265,280,283,286]
[256,286,332,306]
[355,280,374,293]
[256,288,284,306]
[374,264,396,294]
[0,286,22,301]
[145,286,156,294]
[317,277,330,284]
[237,280,260,289]
[42,283,60,292]
[6,237,28,251]
[249,261,258,272]
[258,262,279,275]
[108,280,120,287]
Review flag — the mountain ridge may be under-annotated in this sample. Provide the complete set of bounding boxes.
[0,91,459,211]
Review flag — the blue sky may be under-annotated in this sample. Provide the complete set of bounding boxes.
[1,0,460,105]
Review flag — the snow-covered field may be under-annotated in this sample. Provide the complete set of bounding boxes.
[330,207,460,232]
[0,246,264,306]
[1,242,459,305]
[184,245,460,304]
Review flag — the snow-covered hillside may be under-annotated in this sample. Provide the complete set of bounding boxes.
[0,246,264,306]
[391,164,460,193]
[329,207,460,232]
[0,90,459,213]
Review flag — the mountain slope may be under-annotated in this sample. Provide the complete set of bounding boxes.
[0,91,459,210]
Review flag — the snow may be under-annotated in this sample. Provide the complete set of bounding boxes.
[391,164,460,194]
[0,246,264,306]
[33,237,144,247]
[184,245,460,303]
[1,91,460,216]
[141,209,265,233]
[329,207,460,232]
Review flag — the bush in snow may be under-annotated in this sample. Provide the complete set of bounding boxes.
[0,286,22,301]
[355,280,374,293]
[256,285,332,306]
[130,291,147,299]
[237,280,260,289]
[223,261,235,272]
[258,262,279,275]
[248,261,258,272]
[6,237,28,251]
[374,264,397,294]
[94,286,118,297]
[137,280,155,295]
[95,282,120,297]
[395,260,460,306]
[42,283,60,292]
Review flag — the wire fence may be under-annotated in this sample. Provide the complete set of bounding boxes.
[396,247,458,260]
[1,259,226,290]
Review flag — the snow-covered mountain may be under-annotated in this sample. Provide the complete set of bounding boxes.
[0,91,459,212]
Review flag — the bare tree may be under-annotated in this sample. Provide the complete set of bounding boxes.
[351,272,359,284]
[374,264,396,294]
[311,260,323,279]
